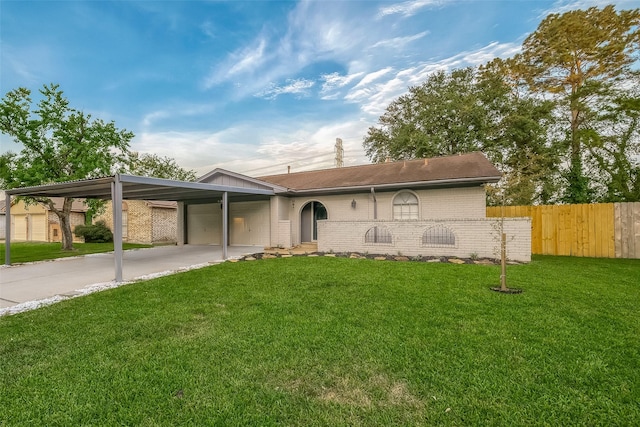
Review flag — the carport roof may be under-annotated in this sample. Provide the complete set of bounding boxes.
[5,174,275,202]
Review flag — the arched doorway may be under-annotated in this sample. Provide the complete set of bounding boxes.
[300,201,327,242]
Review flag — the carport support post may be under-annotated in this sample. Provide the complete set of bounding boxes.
[222,191,228,260]
[4,192,11,265]
[112,174,123,282]
[177,202,185,246]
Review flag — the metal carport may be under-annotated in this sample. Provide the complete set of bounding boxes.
[4,174,274,281]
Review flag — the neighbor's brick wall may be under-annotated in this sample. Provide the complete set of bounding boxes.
[48,211,86,243]
[151,207,177,243]
[317,218,532,262]
[97,200,176,245]
[97,201,178,245]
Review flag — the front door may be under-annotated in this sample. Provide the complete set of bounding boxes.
[300,201,327,242]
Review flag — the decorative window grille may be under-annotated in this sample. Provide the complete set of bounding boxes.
[422,227,455,246]
[393,192,419,220]
[365,226,392,244]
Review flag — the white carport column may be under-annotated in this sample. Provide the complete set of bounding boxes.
[111,174,124,282]
[177,202,185,246]
[222,191,228,260]
[4,192,11,265]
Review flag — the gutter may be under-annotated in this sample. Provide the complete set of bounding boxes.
[276,175,502,196]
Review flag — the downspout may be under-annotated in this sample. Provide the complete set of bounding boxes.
[370,187,377,220]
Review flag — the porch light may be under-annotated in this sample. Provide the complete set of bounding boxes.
[351,199,356,209]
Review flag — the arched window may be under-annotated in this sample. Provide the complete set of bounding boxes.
[393,191,419,220]
[365,226,392,244]
[422,226,456,246]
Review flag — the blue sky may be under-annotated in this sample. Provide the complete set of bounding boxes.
[1,0,638,177]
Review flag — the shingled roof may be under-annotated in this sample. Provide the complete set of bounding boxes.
[258,152,501,193]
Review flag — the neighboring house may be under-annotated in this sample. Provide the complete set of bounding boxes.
[187,152,532,261]
[95,200,178,245]
[1,198,87,243]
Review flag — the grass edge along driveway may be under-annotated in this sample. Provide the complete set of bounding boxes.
[0,241,151,264]
[1,255,638,426]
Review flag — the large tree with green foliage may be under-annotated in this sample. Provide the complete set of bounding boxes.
[513,5,640,203]
[0,84,133,250]
[364,5,639,205]
[127,152,197,181]
[364,68,490,162]
[363,67,556,205]
[584,79,640,202]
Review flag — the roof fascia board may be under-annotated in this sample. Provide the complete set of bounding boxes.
[118,174,275,196]
[6,176,115,196]
[6,174,276,199]
[285,175,502,195]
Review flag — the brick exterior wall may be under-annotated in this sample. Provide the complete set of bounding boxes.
[48,211,86,243]
[282,186,488,246]
[152,207,178,243]
[317,218,532,262]
[96,201,177,245]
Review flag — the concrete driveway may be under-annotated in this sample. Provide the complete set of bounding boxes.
[0,245,262,313]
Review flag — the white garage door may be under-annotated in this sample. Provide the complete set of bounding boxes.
[31,214,47,241]
[229,201,270,246]
[12,215,26,240]
[187,204,221,245]
[10,214,47,241]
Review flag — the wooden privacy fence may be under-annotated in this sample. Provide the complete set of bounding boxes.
[487,202,640,259]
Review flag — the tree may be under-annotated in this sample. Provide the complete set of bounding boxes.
[363,67,556,205]
[514,5,640,203]
[0,84,133,250]
[127,152,197,181]
[363,68,490,162]
[584,79,640,202]
[478,62,559,205]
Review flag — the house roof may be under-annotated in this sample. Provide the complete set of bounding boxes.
[258,152,501,194]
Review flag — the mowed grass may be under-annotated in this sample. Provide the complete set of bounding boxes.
[0,256,638,426]
[0,241,151,263]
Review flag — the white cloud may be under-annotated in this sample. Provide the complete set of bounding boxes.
[371,31,429,49]
[320,72,364,99]
[1,43,56,85]
[202,1,372,97]
[341,41,521,117]
[133,117,371,178]
[377,0,445,18]
[353,67,395,89]
[141,110,170,128]
[255,78,315,100]
[203,36,269,90]
[227,37,268,76]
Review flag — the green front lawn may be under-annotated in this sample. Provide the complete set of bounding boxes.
[1,256,638,425]
[0,241,151,263]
